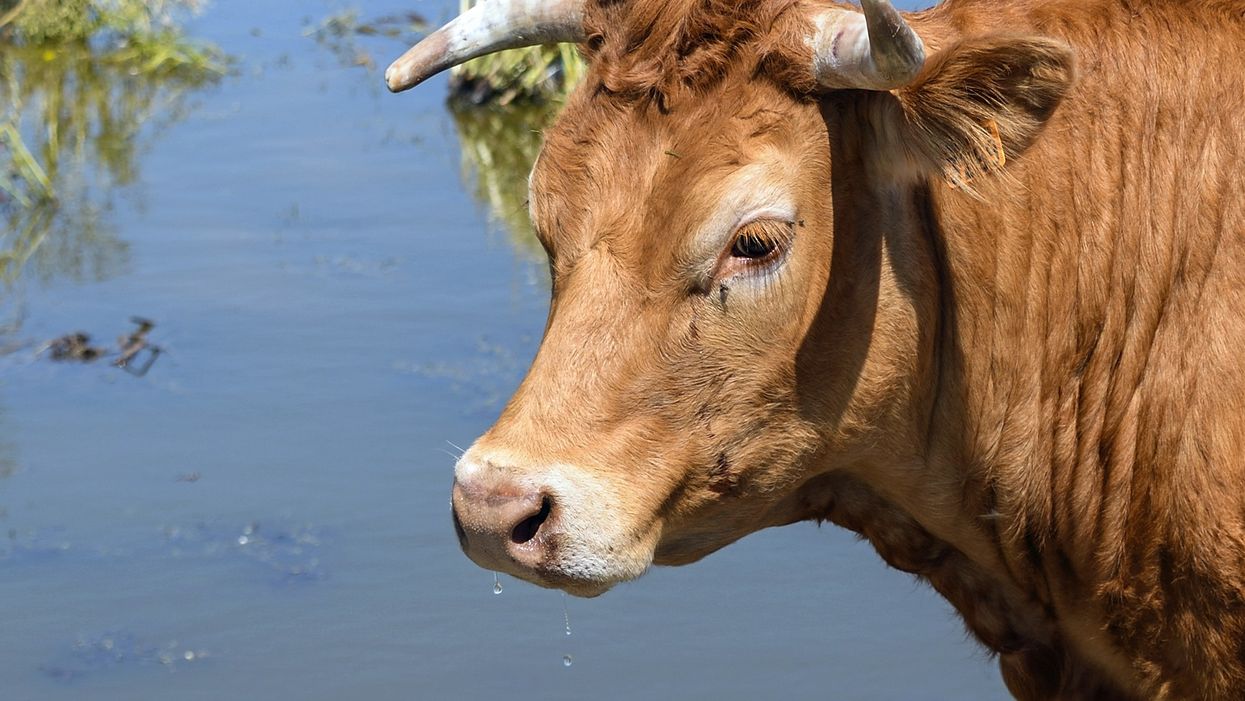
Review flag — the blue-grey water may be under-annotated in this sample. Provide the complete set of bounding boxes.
[0,1,1007,698]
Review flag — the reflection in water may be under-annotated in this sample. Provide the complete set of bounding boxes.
[449,99,564,264]
[0,407,15,479]
[304,4,576,264]
[0,0,226,500]
[0,302,18,483]
[450,0,584,105]
[0,403,13,535]
[303,9,426,73]
[0,1,225,286]
[40,629,209,682]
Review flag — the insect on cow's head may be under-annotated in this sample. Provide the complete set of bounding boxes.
[388,0,1073,596]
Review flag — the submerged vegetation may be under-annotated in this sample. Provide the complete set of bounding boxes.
[448,0,585,105]
[450,39,583,106]
[442,1,582,267]
[303,9,427,72]
[307,3,584,270]
[307,1,584,104]
[0,0,226,285]
[0,0,581,287]
[449,100,562,264]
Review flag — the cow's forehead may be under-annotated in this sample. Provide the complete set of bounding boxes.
[530,76,817,275]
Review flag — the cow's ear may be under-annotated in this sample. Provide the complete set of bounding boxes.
[888,35,1075,188]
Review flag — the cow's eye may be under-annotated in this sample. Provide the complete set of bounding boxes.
[731,232,777,259]
[726,220,793,265]
[708,218,795,284]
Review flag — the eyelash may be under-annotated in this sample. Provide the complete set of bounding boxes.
[717,219,795,279]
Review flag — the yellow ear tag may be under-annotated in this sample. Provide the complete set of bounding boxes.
[984,118,1006,168]
[945,119,1007,190]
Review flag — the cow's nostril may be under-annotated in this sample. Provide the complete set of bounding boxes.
[510,495,552,545]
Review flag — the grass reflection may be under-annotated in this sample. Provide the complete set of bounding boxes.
[0,0,226,285]
[304,4,580,269]
[449,99,564,264]
[449,0,584,105]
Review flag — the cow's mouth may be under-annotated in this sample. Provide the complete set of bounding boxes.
[506,530,629,599]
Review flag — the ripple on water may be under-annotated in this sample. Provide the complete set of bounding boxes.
[162,520,327,585]
[39,630,208,682]
[0,527,78,565]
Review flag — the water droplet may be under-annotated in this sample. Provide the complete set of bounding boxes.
[493,573,502,595]
[237,535,250,546]
[183,650,196,661]
[562,593,572,636]
[562,654,573,667]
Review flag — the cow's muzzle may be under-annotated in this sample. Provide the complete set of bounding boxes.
[450,472,559,575]
[450,448,657,597]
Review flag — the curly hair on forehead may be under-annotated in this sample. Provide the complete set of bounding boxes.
[580,0,807,108]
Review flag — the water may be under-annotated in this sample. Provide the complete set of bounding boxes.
[563,592,572,668]
[0,1,1007,699]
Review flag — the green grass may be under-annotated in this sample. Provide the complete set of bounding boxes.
[305,2,584,104]
[0,0,225,285]
[448,0,585,105]
[4,0,225,72]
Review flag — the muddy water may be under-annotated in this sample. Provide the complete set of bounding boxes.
[0,1,1007,698]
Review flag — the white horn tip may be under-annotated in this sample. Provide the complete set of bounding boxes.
[385,62,410,93]
[385,30,452,93]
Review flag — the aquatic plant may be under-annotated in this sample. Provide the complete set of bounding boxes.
[0,0,225,285]
[306,2,585,104]
[2,0,223,70]
[303,9,427,72]
[306,4,582,272]
[450,99,564,265]
[448,0,585,105]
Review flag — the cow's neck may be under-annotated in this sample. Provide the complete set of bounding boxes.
[849,48,1241,697]
[788,1,1245,697]
[936,9,1245,692]
[799,86,1171,697]
[797,179,1150,695]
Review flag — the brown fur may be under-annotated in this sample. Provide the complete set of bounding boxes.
[580,0,804,107]
[470,0,1245,697]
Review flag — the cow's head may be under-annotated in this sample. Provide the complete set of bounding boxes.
[388,0,1073,597]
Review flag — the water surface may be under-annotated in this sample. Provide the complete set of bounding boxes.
[0,1,1007,698]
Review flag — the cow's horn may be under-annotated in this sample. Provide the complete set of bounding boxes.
[385,0,587,93]
[807,0,925,91]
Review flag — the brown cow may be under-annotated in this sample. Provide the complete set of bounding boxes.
[386,0,1245,697]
